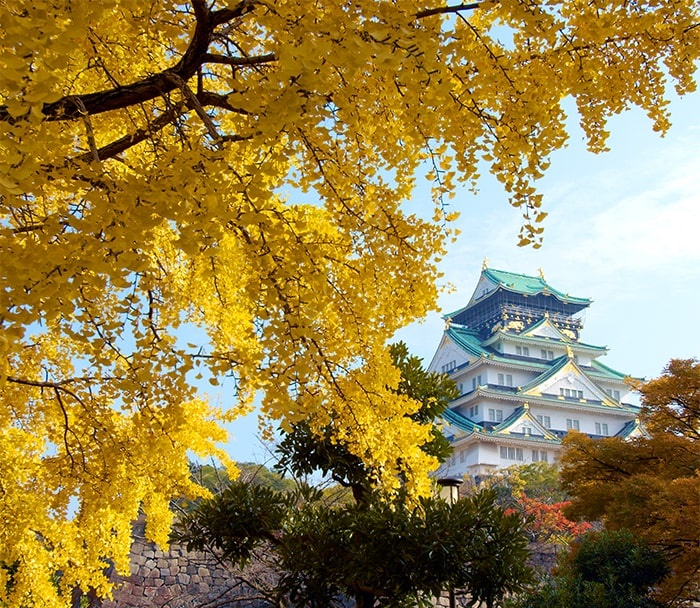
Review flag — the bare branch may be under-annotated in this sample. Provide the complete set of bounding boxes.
[416,2,483,19]
[166,72,223,143]
[69,96,101,164]
[72,93,252,163]
[203,52,277,66]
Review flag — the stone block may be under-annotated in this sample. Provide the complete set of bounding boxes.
[131,554,147,566]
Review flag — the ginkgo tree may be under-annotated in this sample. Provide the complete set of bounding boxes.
[0,1,698,606]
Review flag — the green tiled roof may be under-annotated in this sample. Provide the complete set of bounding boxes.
[446,326,555,371]
[492,406,525,432]
[482,268,591,306]
[441,408,482,433]
[445,325,488,357]
[463,386,640,415]
[590,359,635,380]
[617,418,644,438]
[517,355,569,392]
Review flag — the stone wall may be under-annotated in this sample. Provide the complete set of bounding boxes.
[103,519,264,608]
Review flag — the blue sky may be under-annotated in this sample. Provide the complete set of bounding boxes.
[222,88,700,465]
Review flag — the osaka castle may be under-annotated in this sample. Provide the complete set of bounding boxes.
[428,265,644,478]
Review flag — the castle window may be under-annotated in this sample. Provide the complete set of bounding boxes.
[471,375,482,390]
[560,388,584,399]
[532,450,548,462]
[469,405,479,418]
[536,414,551,428]
[566,418,580,431]
[501,447,523,461]
[441,360,457,373]
[541,349,554,360]
[489,408,503,423]
[595,422,609,436]
[460,449,466,463]
[506,374,513,386]
[498,373,504,385]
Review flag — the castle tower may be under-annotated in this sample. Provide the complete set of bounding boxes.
[428,266,644,477]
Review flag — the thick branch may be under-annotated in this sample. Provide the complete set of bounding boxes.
[73,92,252,162]
[203,52,277,66]
[0,0,260,123]
[416,2,483,18]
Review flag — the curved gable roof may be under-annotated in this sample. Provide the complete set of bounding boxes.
[482,268,591,305]
[441,408,482,433]
[445,325,487,357]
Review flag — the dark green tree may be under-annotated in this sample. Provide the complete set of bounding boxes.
[174,484,532,607]
[507,530,670,608]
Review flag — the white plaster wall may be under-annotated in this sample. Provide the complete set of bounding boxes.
[428,338,471,374]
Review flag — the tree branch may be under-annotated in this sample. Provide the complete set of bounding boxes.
[0,0,260,123]
[72,93,252,163]
[203,52,277,66]
[416,2,483,19]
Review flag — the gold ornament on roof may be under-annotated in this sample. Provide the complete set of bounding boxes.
[482,257,489,270]
[566,345,574,358]
[538,267,545,279]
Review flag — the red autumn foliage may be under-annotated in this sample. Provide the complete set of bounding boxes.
[514,494,592,543]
